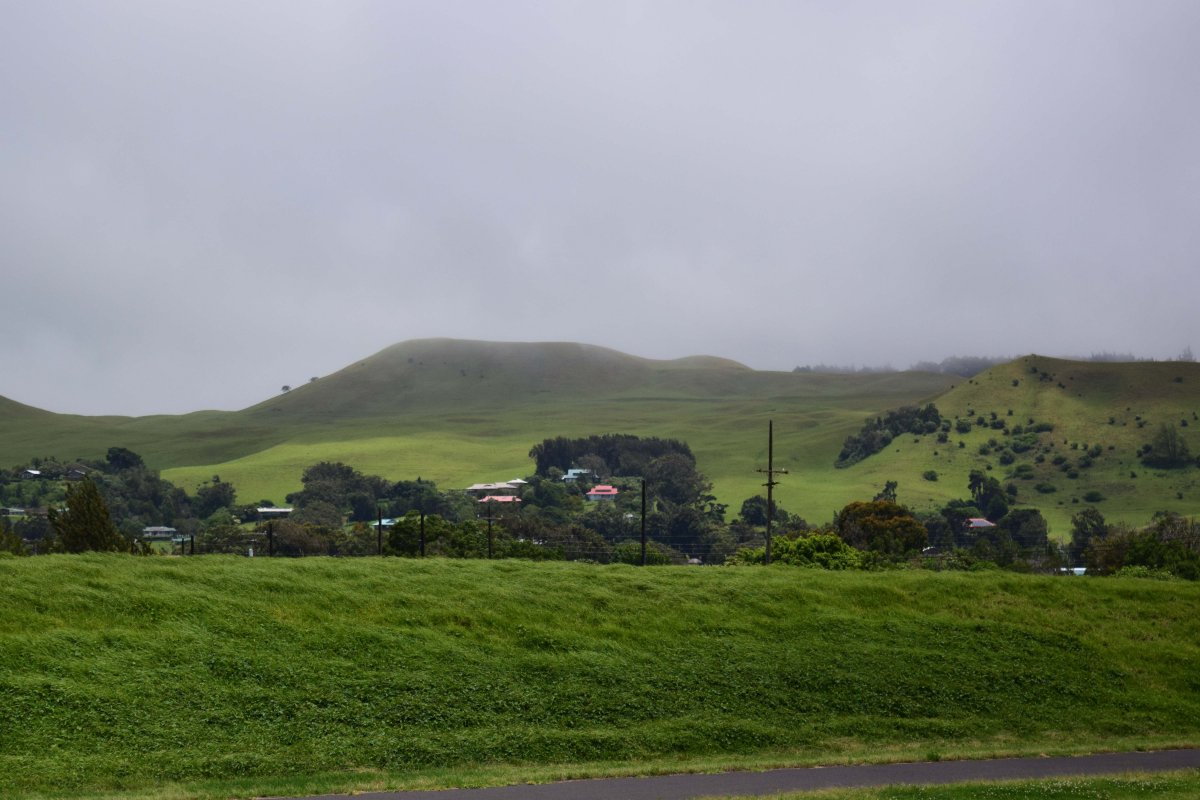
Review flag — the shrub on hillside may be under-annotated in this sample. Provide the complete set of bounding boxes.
[835,404,942,468]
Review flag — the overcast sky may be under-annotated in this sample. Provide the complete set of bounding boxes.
[3,1,1198,415]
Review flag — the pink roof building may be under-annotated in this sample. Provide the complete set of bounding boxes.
[586,485,619,501]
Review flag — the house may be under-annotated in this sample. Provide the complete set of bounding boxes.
[141,526,177,540]
[466,480,522,497]
[65,466,90,482]
[965,518,996,529]
[563,469,595,483]
[21,469,42,479]
[257,506,293,518]
[586,485,619,502]
[479,495,522,504]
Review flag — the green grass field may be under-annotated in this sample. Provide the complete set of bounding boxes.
[716,771,1200,799]
[3,340,1200,532]
[2,555,1197,799]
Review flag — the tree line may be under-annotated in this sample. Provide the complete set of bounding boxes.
[1,438,1196,580]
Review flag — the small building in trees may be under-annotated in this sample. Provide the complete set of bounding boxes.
[466,481,522,497]
[65,466,90,482]
[141,526,177,540]
[257,506,293,518]
[563,469,595,483]
[966,517,996,530]
[586,485,619,502]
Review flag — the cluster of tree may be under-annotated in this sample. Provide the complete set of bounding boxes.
[284,461,477,527]
[528,434,694,478]
[729,472,1063,573]
[1073,509,1199,580]
[835,404,943,468]
[2,448,242,552]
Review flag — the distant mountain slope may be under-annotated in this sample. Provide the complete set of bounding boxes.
[17,341,1200,529]
[242,339,753,421]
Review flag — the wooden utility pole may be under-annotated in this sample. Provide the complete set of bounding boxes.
[756,419,788,565]
[640,479,647,566]
[482,505,499,559]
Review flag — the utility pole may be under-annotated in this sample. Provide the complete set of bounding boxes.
[482,505,498,559]
[640,479,647,566]
[419,510,426,557]
[377,506,384,556]
[756,419,788,565]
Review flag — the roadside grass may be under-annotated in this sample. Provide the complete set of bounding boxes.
[2,556,1198,799]
[710,770,1200,799]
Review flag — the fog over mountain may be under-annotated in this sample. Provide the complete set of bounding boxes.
[3,2,1198,415]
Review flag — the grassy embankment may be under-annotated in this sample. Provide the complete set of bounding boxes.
[2,555,1198,799]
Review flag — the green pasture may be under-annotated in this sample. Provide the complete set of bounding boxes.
[2,555,1198,799]
[6,341,1200,531]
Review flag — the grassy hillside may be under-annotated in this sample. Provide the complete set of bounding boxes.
[831,357,1200,532]
[1,556,1197,799]
[0,339,956,515]
[3,340,1200,530]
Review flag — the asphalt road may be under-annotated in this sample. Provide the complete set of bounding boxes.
[287,749,1200,800]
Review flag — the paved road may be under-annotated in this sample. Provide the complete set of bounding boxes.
[287,749,1199,800]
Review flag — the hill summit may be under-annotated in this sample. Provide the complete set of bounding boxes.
[244,338,753,420]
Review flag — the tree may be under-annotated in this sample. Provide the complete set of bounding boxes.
[834,500,927,557]
[1069,507,1108,565]
[104,447,144,472]
[731,532,862,569]
[873,481,898,503]
[1142,424,1192,468]
[0,517,27,555]
[739,495,790,526]
[643,452,712,508]
[49,477,125,553]
[194,478,237,520]
[997,508,1048,551]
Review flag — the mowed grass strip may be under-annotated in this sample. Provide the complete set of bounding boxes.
[712,770,1200,799]
[1,556,1198,799]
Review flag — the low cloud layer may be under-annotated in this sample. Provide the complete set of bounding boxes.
[3,1,1198,415]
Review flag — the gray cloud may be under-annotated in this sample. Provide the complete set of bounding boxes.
[2,1,1198,414]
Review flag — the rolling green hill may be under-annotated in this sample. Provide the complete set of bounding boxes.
[1,556,1197,799]
[2,340,1199,531]
[830,356,1200,532]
